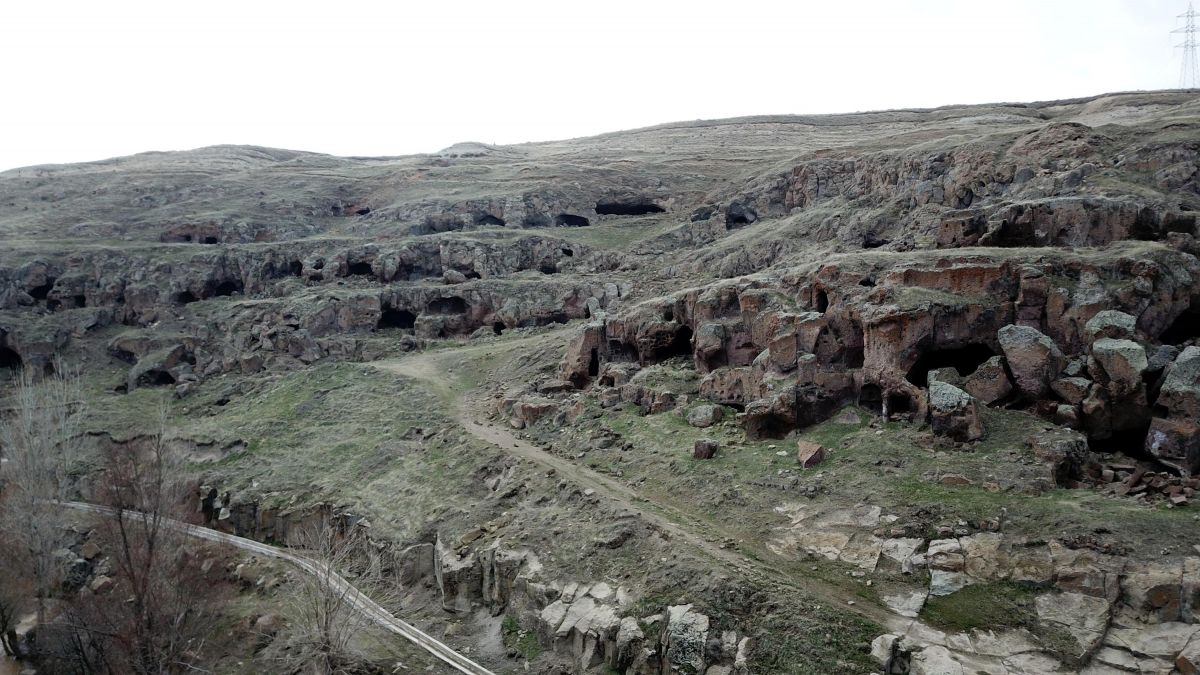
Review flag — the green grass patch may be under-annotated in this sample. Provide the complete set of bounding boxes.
[920,581,1041,633]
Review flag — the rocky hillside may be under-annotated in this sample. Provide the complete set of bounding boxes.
[3,90,1200,674]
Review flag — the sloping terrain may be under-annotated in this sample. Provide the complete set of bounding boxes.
[2,90,1200,674]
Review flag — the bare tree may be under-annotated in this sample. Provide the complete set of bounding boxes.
[276,524,400,675]
[71,403,210,675]
[0,362,85,639]
[0,548,30,657]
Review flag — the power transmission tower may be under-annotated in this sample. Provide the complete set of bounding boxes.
[1176,2,1200,88]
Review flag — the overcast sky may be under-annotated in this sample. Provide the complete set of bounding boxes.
[0,0,1191,171]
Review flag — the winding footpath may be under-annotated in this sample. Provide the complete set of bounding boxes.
[59,502,492,675]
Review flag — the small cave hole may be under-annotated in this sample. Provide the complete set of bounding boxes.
[1160,306,1200,345]
[859,384,883,414]
[427,296,468,314]
[1087,425,1165,469]
[312,259,326,270]
[815,289,829,313]
[588,348,600,377]
[493,322,505,336]
[211,280,243,297]
[175,290,199,305]
[46,298,62,312]
[561,247,574,257]
[904,344,997,388]
[862,233,890,249]
[652,325,694,362]
[887,393,914,415]
[346,262,374,277]
[746,413,791,441]
[859,278,876,287]
[595,201,665,216]
[0,346,22,372]
[355,207,372,216]
[539,262,559,274]
[73,294,86,307]
[663,308,675,322]
[289,260,304,277]
[555,213,590,227]
[140,370,176,387]
[201,236,219,245]
[725,203,758,230]
[29,279,55,301]
[474,213,506,227]
[378,308,417,330]
[464,270,482,280]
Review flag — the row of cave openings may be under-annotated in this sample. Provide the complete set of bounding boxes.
[469,201,665,230]
[378,297,571,338]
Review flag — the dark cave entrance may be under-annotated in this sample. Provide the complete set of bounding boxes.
[201,236,219,245]
[475,213,506,227]
[555,213,591,227]
[211,280,243,297]
[355,208,372,216]
[175,290,199,305]
[595,201,665,216]
[427,297,468,314]
[289,260,304,277]
[887,393,914,416]
[378,308,417,330]
[139,370,177,387]
[608,340,639,363]
[859,383,883,414]
[29,279,55,301]
[493,322,505,336]
[539,262,559,274]
[346,262,374,277]
[652,326,694,362]
[746,413,792,441]
[561,247,574,257]
[0,346,22,373]
[815,289,829,313]
[1160,306,1200,345]
[904,344,997,388]
[588,348,600,377]
[1087,424,1169,470]
[725,203,758,230]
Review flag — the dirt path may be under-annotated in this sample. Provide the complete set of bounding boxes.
[373,340,896,627]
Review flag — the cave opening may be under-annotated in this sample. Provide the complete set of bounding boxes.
[493,321,505,336]
[561,247,574,257]
[378,308,417,330]
[588,348,600,377]
[652,325,694,362]
[905,343,997,388]
[346,262,374,277]
[201,236,219,245]
[175,290,199,305]
[289,260,304,277]
[0,346,22,372]
[815,289,829,313]
[427,296,468,314]
[859,383,883,414]
[356,207,371,216]
[1160,306,1200,345]
[595,201,665,216]
[1088,425,1169,470]
[859,278,877,287]
[746,413,792,441]
[608,340,639,363]
[29,279,55,301]
[313,259,326,270]
[73,295,86,308]
[539,262,559,274]
[475,213,506,227]
[140,370,177,387]
[212,280,243,297]
[887,393,914,416]
[46,298,62,312]
[555,213,590,227]
[725,204,758,230]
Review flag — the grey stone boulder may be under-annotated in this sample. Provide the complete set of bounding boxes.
[963,355,1013,405]
[1160,346,1200,418]
[686,404,724,428]
[1091,338,1148,397]
[928,381,984,441]
[1085,310,1138,342]
[998,324,1066,399]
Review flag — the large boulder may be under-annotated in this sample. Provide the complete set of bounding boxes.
[928,381,984,441]
[1028,427,1100,487]
[1091,338,1148,397]
[1160,346,1200,419]
[686,404,724,428]
[662,604,710,672]
[1085,310,1138,342]
[963,356,1013,405]
[998,325,1065,400]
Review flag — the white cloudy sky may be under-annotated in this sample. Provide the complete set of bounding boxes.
[0,0,1191,170]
